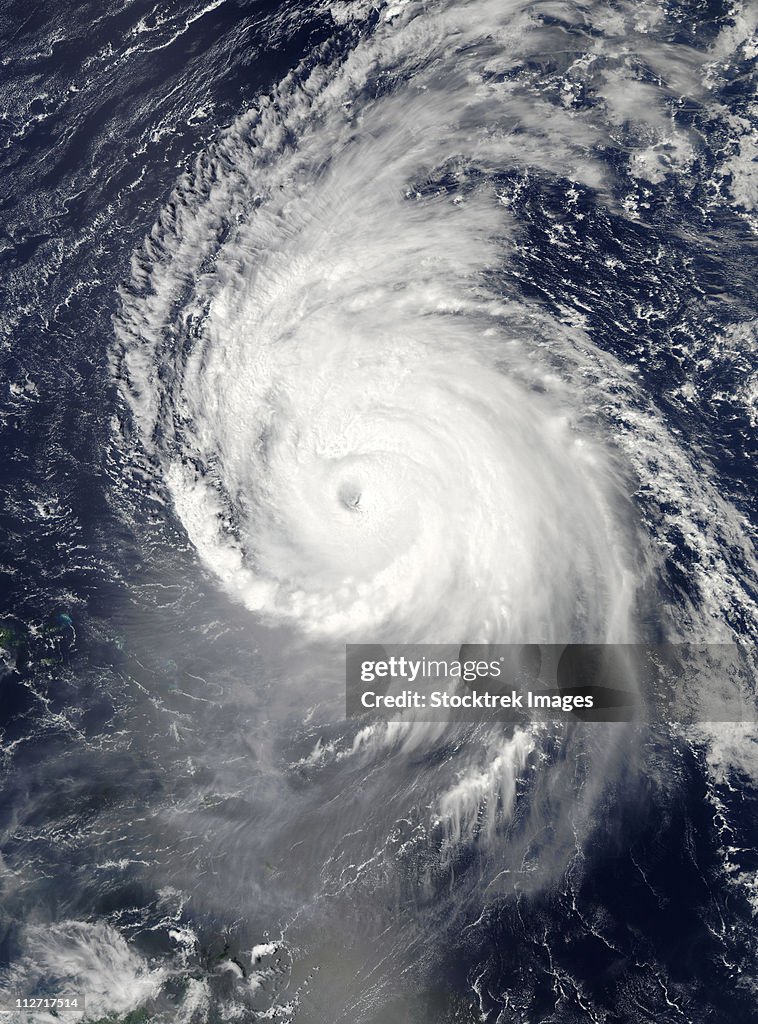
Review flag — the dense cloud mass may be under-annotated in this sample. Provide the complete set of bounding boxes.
[116,0,756,650]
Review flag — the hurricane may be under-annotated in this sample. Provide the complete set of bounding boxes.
[115,0,756,649]
[2,0,758,1021]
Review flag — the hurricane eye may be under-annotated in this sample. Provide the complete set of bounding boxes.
[335,479,362,512]
[338,483,362,511]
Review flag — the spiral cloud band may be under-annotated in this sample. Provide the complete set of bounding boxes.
[115,0,758,649]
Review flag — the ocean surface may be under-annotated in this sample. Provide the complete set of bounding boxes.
[1,1,758,1021]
